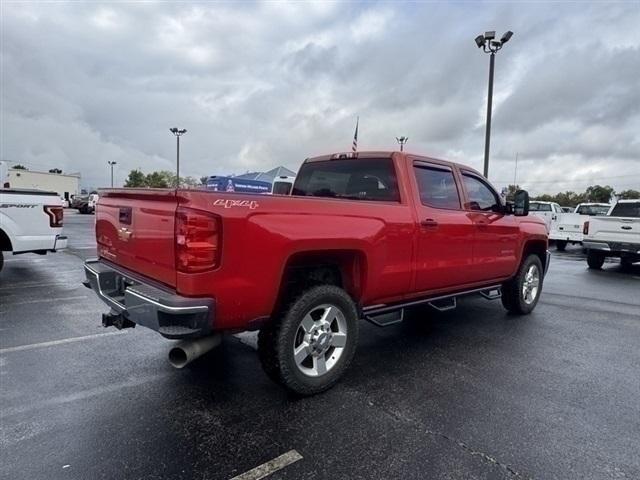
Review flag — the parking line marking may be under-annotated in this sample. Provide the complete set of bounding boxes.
[230,450,303,480]
[0,331,127,354]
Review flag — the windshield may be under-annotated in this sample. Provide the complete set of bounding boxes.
[575,205,610,216]
[609,202,640,218]
[292,158,400,202]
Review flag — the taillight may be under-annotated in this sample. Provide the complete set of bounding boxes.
[583,221,589,235]
[175,207,221,273]
[44,205,64,228]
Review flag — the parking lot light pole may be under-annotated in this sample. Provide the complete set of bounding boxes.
[169,127,187,187]
[396,136,408,152]
[107,161,117,187]
[475,30,513,179]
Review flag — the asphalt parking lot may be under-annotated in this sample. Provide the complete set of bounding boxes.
[2,210,639,480]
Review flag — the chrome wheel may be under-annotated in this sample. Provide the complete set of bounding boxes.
[293,303,347,377]
[522,264,540,305]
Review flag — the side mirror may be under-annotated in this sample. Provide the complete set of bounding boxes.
[513,190,529,216]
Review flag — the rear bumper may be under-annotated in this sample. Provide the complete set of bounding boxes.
[583,241,640,254]
[549,231,582,242]
[83,259,214,339]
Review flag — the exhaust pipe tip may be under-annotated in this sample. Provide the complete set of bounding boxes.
[168,334,221,369]
[168,346,189,369]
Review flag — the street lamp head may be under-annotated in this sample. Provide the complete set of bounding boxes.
[179,129,187,135]
[475,34,485,48]
[484,31,496,41]
[170,127,178,134]
[490,40,502,49]
[500,31,514,44]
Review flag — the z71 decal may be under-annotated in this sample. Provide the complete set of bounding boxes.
[213,199,259,210]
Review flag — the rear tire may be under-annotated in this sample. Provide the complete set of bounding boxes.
[501,254,543,315]
[587,251,605,270]
[0,251,4,273]
[555,240,567,251]
[258,285,358,396]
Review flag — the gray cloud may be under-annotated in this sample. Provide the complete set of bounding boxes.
[1,1,639,194]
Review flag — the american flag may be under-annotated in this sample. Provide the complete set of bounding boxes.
[352,117,359,153]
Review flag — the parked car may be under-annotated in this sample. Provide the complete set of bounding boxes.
[0,188,67,272]
[271,175,296,195]
[583,199,640,270]
[73,193,98,214]
[84,152,549,395]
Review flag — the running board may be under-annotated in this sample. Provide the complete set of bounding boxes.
[479,287,502,300]
[364,309,404,327]
[362,284,503,318]
[428,297,457,312]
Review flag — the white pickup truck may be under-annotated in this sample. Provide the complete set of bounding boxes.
[0,189,68,272]
[550,203,611,251]
[583,199,640,270]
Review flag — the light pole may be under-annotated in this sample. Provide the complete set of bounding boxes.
[107,161,117,187]
[396,136,408,152]
[475,30,513,179]
[169,127,187,187]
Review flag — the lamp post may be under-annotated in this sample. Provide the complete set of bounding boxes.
[475,30,513,179]
[396,136,408,152]
[169,127,187,187]
[107,161,117,187]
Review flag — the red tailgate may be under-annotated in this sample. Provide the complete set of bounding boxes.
[96,189,178,287]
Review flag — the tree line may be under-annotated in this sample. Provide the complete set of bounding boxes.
[124,169,205,188]
[505,184,639,206]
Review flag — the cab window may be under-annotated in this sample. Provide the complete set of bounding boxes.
[413,164,461,209]
[461,173,500,212]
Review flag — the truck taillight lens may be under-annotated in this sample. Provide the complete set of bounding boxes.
[583,221,589,235]
[44,205,64,227]
[175,207,221,273]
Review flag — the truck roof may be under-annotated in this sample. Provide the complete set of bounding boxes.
[304,151,484,176]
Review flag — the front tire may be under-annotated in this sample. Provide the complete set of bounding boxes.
[0,251,4,273]
[555,240,567,251]
[587,251,605,270]
[258,285,359,396]
[501,254,543,314]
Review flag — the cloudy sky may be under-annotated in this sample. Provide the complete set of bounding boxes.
[1,1,639,194]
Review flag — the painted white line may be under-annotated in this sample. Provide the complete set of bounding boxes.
[5,295,87,306]
[0,331,127,354]
[230,450,303,480]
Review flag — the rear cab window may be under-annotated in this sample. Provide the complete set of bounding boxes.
[610,202,640,217]
[292,158,400,202]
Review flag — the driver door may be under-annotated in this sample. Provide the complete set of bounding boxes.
[460,171,519,281]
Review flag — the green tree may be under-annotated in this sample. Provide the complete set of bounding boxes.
[200,176,209,185]
[12,164,27,170]
[585,185,614,203]
[145,171,169,188]
[124,169,146,187]
[617,189,640,200]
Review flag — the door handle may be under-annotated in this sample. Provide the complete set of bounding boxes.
[420,219,439,228]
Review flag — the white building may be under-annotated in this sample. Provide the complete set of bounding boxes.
[5,166,80,202]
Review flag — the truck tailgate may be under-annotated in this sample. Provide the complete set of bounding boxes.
[96,189,178,287]
[589,217,640,244]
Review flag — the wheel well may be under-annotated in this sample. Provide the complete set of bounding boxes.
[0,229,12,251]
[522,240,547,270]
[273,250,366,316]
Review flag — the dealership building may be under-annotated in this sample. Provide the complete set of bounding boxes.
[5,167,81,202]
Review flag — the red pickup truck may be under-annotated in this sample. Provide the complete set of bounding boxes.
[84,152,549,394]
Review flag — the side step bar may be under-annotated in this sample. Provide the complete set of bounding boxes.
[362,285,502,327]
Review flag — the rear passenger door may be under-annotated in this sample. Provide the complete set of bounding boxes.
[460,171,519,281]
[411,161,475,293]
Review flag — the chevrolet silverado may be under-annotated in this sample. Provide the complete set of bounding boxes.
[84,152,549,394]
